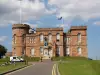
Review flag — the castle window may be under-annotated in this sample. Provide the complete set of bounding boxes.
[56,33,60,41]
[44,37,48,46]
[40,47,43,54]
[67,37,70,44]
[31,48,34,56]
[48,33,52,42]
[40,34,43,42]
[66,47,70,56]
[77,33,81,43]
[56,47,60,56]
[77,47,82,55]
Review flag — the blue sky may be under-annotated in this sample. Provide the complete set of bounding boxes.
[0,0,100,59]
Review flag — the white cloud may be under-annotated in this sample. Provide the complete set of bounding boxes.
[0,36,8,43]
[0,0,47,27]
[48,0,100,20]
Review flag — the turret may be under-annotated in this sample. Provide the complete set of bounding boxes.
[12,24,30,56]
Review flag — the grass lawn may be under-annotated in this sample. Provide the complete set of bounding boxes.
[0,62,26,74]
[58,59,100,75]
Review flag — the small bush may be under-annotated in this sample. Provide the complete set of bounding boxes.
[23,57,40,62]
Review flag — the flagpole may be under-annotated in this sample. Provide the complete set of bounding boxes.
[19,0,22,24]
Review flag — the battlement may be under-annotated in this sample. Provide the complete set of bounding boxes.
[70,26,87,30]
[36,27,63,31]
[12,24,30,29]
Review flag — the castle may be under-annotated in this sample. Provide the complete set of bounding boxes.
[12,24,88,59]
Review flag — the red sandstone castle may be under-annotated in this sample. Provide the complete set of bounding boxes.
[12,24,88,59]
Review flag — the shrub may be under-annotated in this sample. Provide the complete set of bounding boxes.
[23,56,40,62]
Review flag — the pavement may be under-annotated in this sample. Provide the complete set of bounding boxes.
[6,59,54,75]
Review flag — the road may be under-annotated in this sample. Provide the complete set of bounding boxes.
[7,60,54,75]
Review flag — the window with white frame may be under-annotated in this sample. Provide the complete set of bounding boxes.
[40,47,43,54]
[78,33,81,43]
[56,33,60,40]
[67,37,70,44]
[48,33,52,42]
[77,47,82,55]
[66,47,70,55]
[40,34,43,42]
[31,48,34,56]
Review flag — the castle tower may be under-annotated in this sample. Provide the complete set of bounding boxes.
[65,26,88,57]
[12,24,30,56]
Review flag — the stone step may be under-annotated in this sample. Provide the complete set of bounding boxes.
[42,56,51,59]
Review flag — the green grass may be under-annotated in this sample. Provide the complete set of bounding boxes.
[0,62,26,74]
[58,58,100,75]
[0,57,9,62]
[51,56,88,61]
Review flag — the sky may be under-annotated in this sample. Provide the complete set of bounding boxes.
[0,0,100,59]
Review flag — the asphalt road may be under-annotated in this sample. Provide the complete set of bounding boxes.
[7,60,54,75]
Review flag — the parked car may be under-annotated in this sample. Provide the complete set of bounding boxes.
[10,56,24,62]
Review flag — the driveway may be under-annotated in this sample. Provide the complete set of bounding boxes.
[7,60,54,75]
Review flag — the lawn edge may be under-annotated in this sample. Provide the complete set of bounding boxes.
[0,64,32,75]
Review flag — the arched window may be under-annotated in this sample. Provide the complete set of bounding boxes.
[66,47,70,56]
[48,33,52,42]
[56,33,60,40]
[40,34,43,42]
[56,47,60,56]
[31,48,34,56]
[40,47,43,54]
[77,47,82,55]
[78,33,81,43]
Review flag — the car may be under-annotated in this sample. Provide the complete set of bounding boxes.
[10,56,24,62]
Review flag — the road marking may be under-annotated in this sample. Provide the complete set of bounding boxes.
[5,64,35,75]
[52,64,56,75]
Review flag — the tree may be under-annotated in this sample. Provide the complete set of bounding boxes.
[0,44,7,58]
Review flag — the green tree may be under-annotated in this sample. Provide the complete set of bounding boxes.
[0,44,7,58]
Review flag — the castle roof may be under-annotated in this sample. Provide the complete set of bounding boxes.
[36,27,63,31]
[70,26,87,30]
[12,24,30,29]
